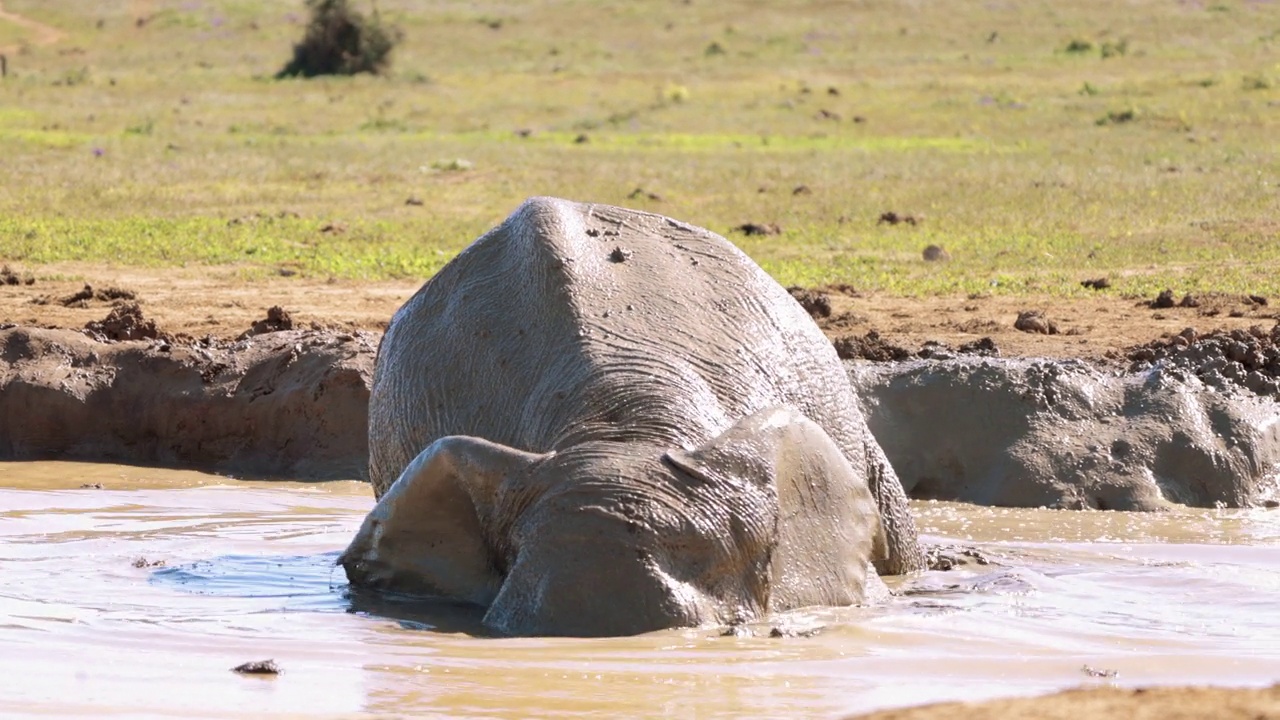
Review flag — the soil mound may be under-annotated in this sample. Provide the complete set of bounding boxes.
[849,357,1280,509]
[1014,309,1059,334]
[84,302,164,342]
[835,330,913,361]
[239,305,295,339]
[835,332,1000,362]
[0,265,34,286]
[846,684,1280,720]
[1127,324,1280,398]
[38,283,137,307]
[732,222,782,236]
[787,286,832,318]
[0,327,375,479]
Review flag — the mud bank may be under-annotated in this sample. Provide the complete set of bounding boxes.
[848,358,1280,510]
[0,326,375,479]
[2,323,1277,507]
[846,684,1280,720]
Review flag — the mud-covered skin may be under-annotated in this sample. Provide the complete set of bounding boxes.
[850,358,1280,509]
[348,197,924,636]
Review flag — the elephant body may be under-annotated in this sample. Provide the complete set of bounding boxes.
[341,197,923,636]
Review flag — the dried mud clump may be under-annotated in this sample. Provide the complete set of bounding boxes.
[732,222,782,236]
[39,284,137,307]
[1150,289,1177,309]
[1127,324,1280,398]
[232,659,281,676]
[921,245,950,262]
[239,306,294,340]
[915,338,1001,360]
[877,211,920,226]
[834,330,913,362]
[957,337,1001,357]
[1172,292,1268,317]
[0,266,35,286]
[1014,310,1059,335]
[835,333,1001,362]
[84,303,164,342]
[787,286,832,319]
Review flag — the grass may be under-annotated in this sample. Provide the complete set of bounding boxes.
[0,0,1278,297]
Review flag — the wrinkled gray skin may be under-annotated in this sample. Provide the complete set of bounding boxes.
[341,197,924,637]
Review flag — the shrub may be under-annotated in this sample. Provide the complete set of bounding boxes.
[1064,39,1094,54]
[1100,39,1129,59]
[276,0,402,78]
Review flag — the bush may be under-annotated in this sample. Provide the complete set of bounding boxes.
[277,0,401,78]
[1064,39,1094,54]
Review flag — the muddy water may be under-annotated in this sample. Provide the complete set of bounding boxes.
[2,462,1278,719]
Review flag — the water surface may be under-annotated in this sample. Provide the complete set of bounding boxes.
[2,461,1278,718]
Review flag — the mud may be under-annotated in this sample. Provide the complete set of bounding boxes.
[732,222,783,236]
[239,304,294,339]
[40,283,139,307]
[83,302,163,341]
[1149,290,1269,317]
[1014,309,1059,335]
[877,211,920,226]
[5,464,1278,717]
[0,325,375,479]
[847,684,1280,720]
[921,244,949,262]
[848,357,1280,510]
[787,286,833,318]
[0,265,35,286]
[1126,323,1280,399]
[834,331,1000,362]
[0,318,1276,507]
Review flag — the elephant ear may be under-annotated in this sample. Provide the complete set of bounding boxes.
[664,406,879,611]
[340,436,548,607]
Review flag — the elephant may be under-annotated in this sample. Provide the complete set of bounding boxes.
[340,197,925,637]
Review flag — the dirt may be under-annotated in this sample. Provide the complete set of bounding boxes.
[921,244,949,262]
[231,659,282,676]
[36,283,138,308]
[2,265,1276,361]
[239,305,294,339]
[850,356,1280,510]
[1013,309,1061,335]
[1127,325,1280,399]
[877,211,921,226]
[83,302,163,341]
[0,1,68,56]
[0,263,1277,495]
[0,265,35,286]
[846,684,1280,720]
[787,286,833,318]
[0,266,1276,716]
[0,317,375,479]
[732,222,783,236]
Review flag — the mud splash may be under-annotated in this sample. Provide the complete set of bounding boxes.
[2,462,1278,718]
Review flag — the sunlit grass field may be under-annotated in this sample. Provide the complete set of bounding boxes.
[1,0,1278,296]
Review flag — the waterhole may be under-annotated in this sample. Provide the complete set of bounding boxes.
[2,461,1277,718]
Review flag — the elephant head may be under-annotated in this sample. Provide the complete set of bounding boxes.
[340,406,882,637]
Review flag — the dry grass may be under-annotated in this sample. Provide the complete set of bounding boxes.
[0,0,1278,296]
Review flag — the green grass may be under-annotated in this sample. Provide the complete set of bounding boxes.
[0,0,1279,297]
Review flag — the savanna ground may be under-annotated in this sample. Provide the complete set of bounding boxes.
[1,0,1278,357]
[1,1,1279,717]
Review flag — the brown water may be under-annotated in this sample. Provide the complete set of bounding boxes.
[2,462,1278,719]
